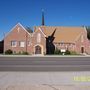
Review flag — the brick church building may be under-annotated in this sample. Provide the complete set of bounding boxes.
[4,12,90,55]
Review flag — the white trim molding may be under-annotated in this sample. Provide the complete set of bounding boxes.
[32,27,46,37]
[4,23,31,39]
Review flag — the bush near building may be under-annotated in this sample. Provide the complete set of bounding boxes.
[54,48,62,55]
[15,51,29,55]
[54,48,78,55]
[5,49,29,55]
[5,49,13,55]
[65,49,71,55]
[5,49,77,55]
[70,51,78,55]
[21,51,29,55]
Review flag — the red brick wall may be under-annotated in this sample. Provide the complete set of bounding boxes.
[32,29,46,54]
[4,24,46,55]
[4,24,32,54]
[4,24,90,55]
[75,28,90,54]
[54,43,75,52]
[54,28,90,54]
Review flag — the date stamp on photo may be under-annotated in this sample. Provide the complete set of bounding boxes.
[74,76,90,82]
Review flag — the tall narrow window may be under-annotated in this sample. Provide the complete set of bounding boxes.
[17,27,20,33]
[11,41,17,47]
[28,41,32,46]
[37,33,41,43]
[81,35,84,42]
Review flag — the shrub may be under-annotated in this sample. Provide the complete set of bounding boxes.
[5,49,13,55]
[70,51,78,55]
[16,51,29,55]
[18,51,22,54]
[65,49,71,55]
[21,51,29,55]
[54,48,62,55]
[15,51,22,55]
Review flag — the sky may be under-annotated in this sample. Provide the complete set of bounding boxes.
[0,0,90,40]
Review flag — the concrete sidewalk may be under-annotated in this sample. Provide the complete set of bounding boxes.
[1,85,90,90]
[0,72,90,89]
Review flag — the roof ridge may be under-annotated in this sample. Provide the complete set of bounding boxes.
[35,26,84,28]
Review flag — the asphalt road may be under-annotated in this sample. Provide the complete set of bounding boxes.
[0,56,90,71]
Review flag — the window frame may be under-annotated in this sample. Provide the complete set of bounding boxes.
[19,41,25,47]
[37,33,41,43]
[11,41,17,47]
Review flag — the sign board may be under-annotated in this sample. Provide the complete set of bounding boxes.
[61,49,66,52]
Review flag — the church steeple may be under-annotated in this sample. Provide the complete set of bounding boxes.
[42,9,45,26]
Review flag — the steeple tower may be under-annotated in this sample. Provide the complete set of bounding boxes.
[42,9,45,26]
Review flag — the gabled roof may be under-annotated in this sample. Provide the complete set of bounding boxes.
[16,23,31,36]
[35,26,85,43]
[33,27,46,37]
[4,23,31,38]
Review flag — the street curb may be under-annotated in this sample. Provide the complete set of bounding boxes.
[0,55,90,57]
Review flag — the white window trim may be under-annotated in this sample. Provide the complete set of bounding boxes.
[19,41,25,47]
[11,41,17,47]
[28,41,32,46]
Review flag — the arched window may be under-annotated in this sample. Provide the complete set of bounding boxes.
[37,33,41,43]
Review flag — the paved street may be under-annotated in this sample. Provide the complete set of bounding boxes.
[0,56,90,71]
[0,56,90,89]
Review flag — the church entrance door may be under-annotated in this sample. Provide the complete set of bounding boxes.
[35,45,42,54]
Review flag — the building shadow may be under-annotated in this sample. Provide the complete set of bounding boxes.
[46,29,56,54]
[0,40,4,54]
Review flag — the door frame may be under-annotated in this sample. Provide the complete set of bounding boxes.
[81,46,84,53]
[34,44,43,55]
